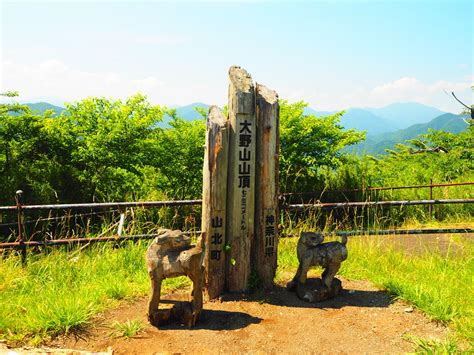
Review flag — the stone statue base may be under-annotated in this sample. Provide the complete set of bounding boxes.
[148,301,198,328]
[287,277,342,303]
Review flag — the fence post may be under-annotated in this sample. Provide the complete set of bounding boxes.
[15,190,26,264]
[226,66,256,292]
[254,83,279,288]
[429,178,433,219]
[202,106,229,299]
[117,210,126,237]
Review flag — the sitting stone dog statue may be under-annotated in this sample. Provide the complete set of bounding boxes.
[145,229,204,327]
[287,232,348,302]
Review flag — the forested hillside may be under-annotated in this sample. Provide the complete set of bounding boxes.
[352,113,469,155]
[0,92,472,208]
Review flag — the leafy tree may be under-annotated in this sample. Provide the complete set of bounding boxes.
[145,116,205,200]
[279,100,365,192]
[0,92,70,204]
[63,94,166,201]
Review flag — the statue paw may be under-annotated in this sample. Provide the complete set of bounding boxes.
[147,312,160,326]
[286,280,297,291]
[303,291,314,303]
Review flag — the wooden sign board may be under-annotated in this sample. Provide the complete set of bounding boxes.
[225,66,256,292]
[202,106,229,299]
[202,67,280,296]
[254,83,279,288]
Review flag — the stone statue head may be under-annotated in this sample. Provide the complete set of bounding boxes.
[154,229,191,249]
[300,232,324,248]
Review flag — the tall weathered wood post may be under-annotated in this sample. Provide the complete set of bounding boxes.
[202,66,279,297]
[202,106,229,299]
[254,84,279,288]
[226,66,256,292]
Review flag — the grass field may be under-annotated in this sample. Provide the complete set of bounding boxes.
[0,241,188,345]
[1,223,473,350]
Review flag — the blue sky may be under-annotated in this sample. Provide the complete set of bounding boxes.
[1,0,472,112]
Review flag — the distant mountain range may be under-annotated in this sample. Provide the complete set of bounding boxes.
[20,101,468,156]
[172,102,209,121]
[25,102,66,116]
[350,113,468,155]
[303,102,446,134]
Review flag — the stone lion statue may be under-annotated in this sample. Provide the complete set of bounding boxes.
[287,232,348,302]
[145,229,204,327]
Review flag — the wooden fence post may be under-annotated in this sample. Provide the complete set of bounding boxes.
[202,106,229,299]
[254,84,279,288]
[226,66,256,292]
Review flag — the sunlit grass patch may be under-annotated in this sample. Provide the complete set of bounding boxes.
[402,334,460,353]
[110,319,144,339]
[277,231,474,349]
[0,241,190,345]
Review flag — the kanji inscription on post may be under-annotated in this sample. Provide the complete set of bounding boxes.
[226,66,256,292]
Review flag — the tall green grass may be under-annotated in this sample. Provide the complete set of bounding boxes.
[2,223,473,350]
[278,233,474,348]
[341,235,473,345]
[0,241,189,345]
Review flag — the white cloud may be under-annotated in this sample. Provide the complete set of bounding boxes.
[0,58,226,107]
[365,77,472,112]
[299,77,472,113]
[2,58,471,113]
[370,77,470,98]
[0,59,168,105]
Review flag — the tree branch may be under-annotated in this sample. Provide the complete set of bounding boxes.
[451,91,471,110]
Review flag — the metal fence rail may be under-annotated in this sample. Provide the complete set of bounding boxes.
[1,181,471,212]
[282,228,473,238]
[1,185,472,259]
[0,199,202,212]
[285,198,474,210]
[0,231,202,249]
[2,227,472,250]
[280,181,474,198]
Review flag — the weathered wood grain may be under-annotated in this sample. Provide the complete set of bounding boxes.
[226,66,256,292]
[254,83,279,288]
[202,106,229,299]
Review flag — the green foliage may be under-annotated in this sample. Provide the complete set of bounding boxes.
[376,125,473,183]
[279,100,365,192]
[0,94,206,204]
[110,319,144,338]
[146,116,205,199]
[340,235,474,346]
[0,93,472,228]
[353,113,469,156]
[403,334,460,353]
[1,95,365,204]
[62,95,167,201]
[0,93,66,204]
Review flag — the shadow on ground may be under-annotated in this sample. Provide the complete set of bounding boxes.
[221,279,393,310]
[150,299,262,331]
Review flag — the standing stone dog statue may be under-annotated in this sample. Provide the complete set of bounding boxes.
[287,232,348,302]
[145,229,204,327]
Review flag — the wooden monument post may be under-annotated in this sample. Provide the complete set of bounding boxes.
[226,66,256,292]
[254,84,279,288]
[202,106,229,299]
[202,66,279,297]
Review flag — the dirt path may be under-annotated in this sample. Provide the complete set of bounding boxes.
[49,278,447,354]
